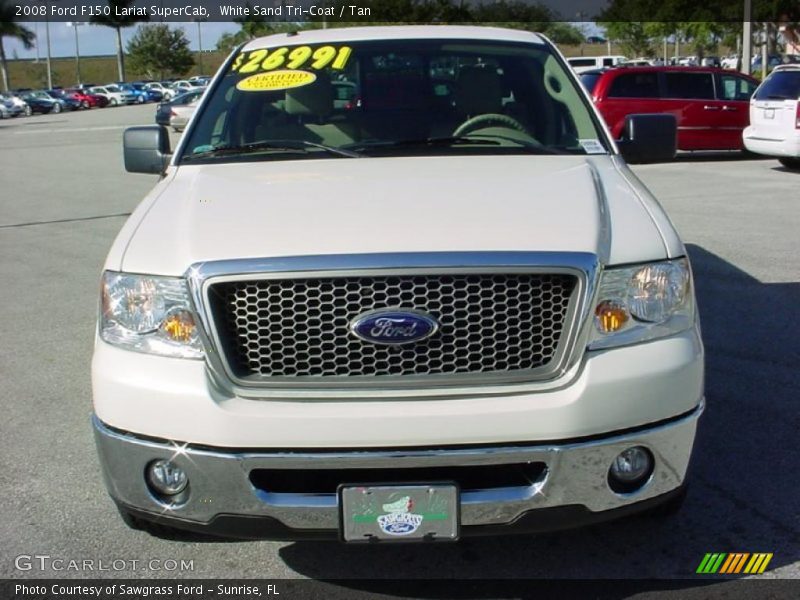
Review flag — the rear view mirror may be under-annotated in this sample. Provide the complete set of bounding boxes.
[618,114,677,164]
[123,126,171,174]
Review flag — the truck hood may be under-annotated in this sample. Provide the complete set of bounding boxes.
[119,155,669,276]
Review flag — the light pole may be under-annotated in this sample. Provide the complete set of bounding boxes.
[194,18,206,74]
[66,22,85,85]
[45,17,53,89]
[742,0,752,75]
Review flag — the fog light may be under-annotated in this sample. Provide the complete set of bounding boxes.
[608,446,654,493]
[146,460,188,496]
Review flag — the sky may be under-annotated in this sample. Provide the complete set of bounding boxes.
[3,22,242,60]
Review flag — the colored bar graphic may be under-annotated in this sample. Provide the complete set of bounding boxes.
[698,552,773,575]
[697,553,727,574]
[719,553,750,574]
[744,553,774,574]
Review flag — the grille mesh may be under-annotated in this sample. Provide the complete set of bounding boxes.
[208,273,576,380]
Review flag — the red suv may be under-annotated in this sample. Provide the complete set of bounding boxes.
[581,67,759,151]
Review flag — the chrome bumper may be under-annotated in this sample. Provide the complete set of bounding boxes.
[94,400,703,535]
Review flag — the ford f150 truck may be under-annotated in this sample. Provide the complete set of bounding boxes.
[93,26,704,542]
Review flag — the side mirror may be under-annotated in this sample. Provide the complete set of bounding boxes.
[617,114,677,164]
[123,125,171,174]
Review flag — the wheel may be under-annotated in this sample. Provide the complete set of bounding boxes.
[137,95,145,104]
[52,102,62,114]
[453,113,530,138]
[81,100,90,109]
[24,105,32,117]
[110,98,118,106]
[778,157,800,170]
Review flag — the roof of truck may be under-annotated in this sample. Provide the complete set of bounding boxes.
[242,25,546,51]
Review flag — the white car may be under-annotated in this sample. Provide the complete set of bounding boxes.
[89,85,134,106]
[567,55,628,74]
[144,82,175,101]
[742,65,800,170]
[169,89,204,132]
[96,26,703,541]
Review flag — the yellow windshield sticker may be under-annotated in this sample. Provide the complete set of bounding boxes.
[236,70,317,92]
[232,45,353,74]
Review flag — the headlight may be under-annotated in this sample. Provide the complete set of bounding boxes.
[100,271,203,358]
[588,258,695,350]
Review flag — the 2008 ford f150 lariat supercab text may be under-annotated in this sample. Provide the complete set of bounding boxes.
[93,26,704,542]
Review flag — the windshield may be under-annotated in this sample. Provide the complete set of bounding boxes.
[179,37,608,164]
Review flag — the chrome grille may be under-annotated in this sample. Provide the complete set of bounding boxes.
[207,273,577,381]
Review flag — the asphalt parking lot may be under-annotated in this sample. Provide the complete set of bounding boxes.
[0,104,798,586]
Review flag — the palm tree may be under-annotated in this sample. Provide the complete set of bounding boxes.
[0,0,36,92]
[90,0,148,82]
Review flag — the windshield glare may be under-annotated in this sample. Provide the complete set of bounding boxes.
[180,38,607,163]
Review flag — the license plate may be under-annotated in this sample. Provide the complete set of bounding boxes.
[763,108,775,119]
[339,484,459,542]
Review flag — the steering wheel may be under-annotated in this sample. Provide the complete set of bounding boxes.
[453,113,531,138]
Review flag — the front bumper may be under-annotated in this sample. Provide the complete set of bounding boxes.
[94,400,703,539]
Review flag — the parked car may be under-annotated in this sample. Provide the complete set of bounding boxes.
[144,82,175,101]
[188,75,211,86]
[43,89,83,111]
[170,79,205,94]
[582,66,760,151]
[721,55,739,70]
[115,83,148,104]
[0,93,30,116]
[0,101,9,119]
[155,89,205,128]
[89,85,137,106]
[169,89,205,131]
[20,92,59,114]
[100,25,703,541]
[742,65,800,170]
[567,55,627,74]
[129,82,163,102]
[66,88,109,109]
[752,54,783,71]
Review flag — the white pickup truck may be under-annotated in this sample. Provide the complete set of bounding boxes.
[94,26,704,542]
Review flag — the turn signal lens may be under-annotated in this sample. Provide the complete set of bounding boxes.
[595,300,629,333]
[160,310,197,343]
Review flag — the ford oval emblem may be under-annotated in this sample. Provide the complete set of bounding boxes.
[350,309,439,346]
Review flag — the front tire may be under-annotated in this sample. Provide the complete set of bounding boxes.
[778,157,800,170]
[52,102,62,114]
[110,98,118,106]
[81,100,90,109]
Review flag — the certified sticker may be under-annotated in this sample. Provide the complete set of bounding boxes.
[236,70,317,92]
[579,139,606,154]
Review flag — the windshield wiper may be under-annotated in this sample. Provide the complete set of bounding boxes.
[184,139,363,161]
[345,135,566,154]
[765,94,794,100]
[345,136,500,151]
